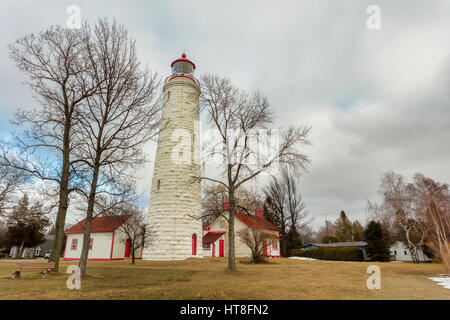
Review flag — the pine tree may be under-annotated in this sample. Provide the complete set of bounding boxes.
[5,194,49,257]
[352,220,365,241]
[364,220,391,261]
[335,210,353,242]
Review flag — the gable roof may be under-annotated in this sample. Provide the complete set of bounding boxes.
[303,241,367,248]
[65,215,132,234]
[203,231,226,244]
[234,212,280,232]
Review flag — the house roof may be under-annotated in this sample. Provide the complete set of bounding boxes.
[203,232,226,244]
[304,241,367,248]
[65,215,132,234]
[234,212,280,232]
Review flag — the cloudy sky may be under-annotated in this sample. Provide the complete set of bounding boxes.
[1,0,449,229]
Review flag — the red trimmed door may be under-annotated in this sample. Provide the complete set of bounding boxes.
[212,243,215,257]
[124,239,131,258]
[219,239,224,257]
[192,234,197,255]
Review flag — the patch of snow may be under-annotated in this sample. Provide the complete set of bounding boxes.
[428,277,450,289]
[288,256,318,261]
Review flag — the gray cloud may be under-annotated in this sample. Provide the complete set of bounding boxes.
[1,0,449,229]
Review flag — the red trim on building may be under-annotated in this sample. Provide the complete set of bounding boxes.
[164,74,199,86]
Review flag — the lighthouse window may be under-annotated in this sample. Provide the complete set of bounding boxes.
[173,61,194,76]
[157,179,160,190]
[167,91,170,100]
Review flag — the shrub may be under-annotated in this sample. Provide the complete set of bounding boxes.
[291,247,364,261]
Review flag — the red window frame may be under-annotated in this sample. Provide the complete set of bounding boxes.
[71,238,78,250]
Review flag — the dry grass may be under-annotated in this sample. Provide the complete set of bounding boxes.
[0,258,448,300]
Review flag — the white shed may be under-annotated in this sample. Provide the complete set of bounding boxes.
[390,241,431,262]
[64,215,143,261]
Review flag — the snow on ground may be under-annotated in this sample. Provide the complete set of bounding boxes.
[288,256,318,261]
[428,276,450,289]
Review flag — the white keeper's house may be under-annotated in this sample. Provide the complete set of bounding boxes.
[64,215,143,261]
[202,202,281,258]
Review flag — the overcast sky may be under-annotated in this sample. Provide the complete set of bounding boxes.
[1,1,449,230]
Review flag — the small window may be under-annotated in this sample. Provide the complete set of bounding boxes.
[71,239,78,250]
[404,250,408,255]
[220,221,225,229]
[167,91,170,100]
[89,238,93,250]
[35,248,41,256]
[394,250,397,255]
[203,243,211,249]
[157,179,161,191]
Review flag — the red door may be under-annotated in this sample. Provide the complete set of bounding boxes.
[219,239,224,257]
[212,243,215,257]
[124,239,131,258]
[192,234,197,255]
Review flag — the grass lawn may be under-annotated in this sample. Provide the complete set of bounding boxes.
[0,258,448,299]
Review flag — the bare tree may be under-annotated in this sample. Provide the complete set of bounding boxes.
[237,227,269,264]
[75,19,160,275]
[199,75,311,271]
[109,204,150,265]
[7,25,99,271]
[263,167,311,256]
[370,171,428,263]
[202,184,262,227]
[413,174,450,271]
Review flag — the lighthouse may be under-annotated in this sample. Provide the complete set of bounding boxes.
[142,53,202,260]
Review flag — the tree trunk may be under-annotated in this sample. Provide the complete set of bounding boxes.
[78,163,100,276]
[50,115,72,272]
[227,189,237,272]
[17,241,24,259]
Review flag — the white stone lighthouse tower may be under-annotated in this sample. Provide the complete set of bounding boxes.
[142,53,202,260]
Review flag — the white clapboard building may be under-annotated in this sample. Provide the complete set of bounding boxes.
[64,215,143,261]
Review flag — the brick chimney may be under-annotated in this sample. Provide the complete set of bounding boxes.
[256,208,264,219]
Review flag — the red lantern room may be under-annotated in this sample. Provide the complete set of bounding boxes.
[166,53,198,85]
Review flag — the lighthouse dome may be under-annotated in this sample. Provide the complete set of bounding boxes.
[171,53,195,77]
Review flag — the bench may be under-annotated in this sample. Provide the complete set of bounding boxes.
[12,262,55,279]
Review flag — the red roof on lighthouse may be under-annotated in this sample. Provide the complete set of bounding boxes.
[171,53,196,70]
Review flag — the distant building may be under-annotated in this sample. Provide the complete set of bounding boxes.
[64,215,143,261]
[389,241,431,262]
[9,235,54,259]
[33,235,54,258]
[303,241,368,258]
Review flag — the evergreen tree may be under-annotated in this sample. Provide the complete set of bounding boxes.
[335,210,353,242]
[352,220,365,241]
[364,220,391,261]
[321,235,340,243]
[4,194,50,257]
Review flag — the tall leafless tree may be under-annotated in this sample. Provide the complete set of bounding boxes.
[74,19,160,275]
[369,171,428,263]
[199,75,311,271]
[263,167,311,256]
[7,25,100,271]
[413,174,450,271]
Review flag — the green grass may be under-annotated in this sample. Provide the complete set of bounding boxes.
[0,258,448,299]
